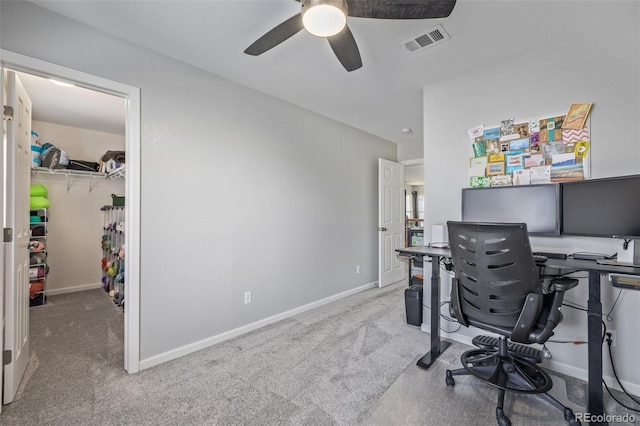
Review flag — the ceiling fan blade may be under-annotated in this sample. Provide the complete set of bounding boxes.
[244,14,304,56]
[347,0,457,19]
[327,25,362,72]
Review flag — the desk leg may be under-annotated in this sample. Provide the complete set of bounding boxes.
[587,270,606,425]
[417,255,451,369]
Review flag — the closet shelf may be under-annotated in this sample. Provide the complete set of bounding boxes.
[31,166,105,178]
[31,166,124,193]
[31,165,125,179]
[106,165,126,180]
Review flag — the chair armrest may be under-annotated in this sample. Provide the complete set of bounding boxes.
[528,291,568,344]
[527,278,577,343]
[511,293,542,343]
[551,277,579,293]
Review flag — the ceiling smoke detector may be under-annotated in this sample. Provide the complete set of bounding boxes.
[402,24,450,54]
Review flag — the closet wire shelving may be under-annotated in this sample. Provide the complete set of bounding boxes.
[101,205,125,309]
[29,208,48,307]
[31,165,126,192]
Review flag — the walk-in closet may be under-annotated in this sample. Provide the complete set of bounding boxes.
[16,69,127,399]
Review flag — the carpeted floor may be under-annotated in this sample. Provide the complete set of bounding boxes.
[1,283,638,425]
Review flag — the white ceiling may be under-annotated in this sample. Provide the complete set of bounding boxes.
[404,164,424,186]
[19,0,635,145]
[16,71,126,135]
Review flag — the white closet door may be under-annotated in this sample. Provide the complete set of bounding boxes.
[3,69,32,404]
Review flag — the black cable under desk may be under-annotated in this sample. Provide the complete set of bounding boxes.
[396,246,640,426]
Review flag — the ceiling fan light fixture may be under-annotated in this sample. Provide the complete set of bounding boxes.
[301,0,347,37]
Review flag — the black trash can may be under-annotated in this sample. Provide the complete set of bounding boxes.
[404,284,423,326]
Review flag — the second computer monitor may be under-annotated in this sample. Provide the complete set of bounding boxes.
[461,184,561,236]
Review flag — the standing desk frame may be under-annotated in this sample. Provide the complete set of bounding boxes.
[396,245,640,426]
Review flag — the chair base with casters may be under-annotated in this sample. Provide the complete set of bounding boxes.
[445,335,580,426]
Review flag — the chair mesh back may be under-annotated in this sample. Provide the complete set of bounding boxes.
[447,221,541,329]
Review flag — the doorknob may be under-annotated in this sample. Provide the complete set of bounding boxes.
[378,227,387,231]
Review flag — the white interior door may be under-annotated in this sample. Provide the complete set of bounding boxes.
[378,158,405,287]
[3,69,32,404]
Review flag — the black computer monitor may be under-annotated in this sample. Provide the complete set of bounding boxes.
[561,175,640,239]
[461,184,561,236]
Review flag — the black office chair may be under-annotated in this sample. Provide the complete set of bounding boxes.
[445,221,580,426]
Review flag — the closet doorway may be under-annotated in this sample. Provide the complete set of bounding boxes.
[1,50,140,407]
[403,161,424,247]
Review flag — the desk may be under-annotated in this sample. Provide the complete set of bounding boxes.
[396,245,640,425]
[396,246,453,369]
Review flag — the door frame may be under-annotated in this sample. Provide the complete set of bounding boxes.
[1,65,7,413]
[0,49,141,374]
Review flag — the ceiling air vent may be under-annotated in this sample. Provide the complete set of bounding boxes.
[402,24,450,54]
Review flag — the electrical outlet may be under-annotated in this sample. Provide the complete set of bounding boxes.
[356,265,361,274]
[607,330,616,347]
[244,291,252,304]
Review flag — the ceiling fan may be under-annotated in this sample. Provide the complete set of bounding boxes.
[244,0,457,72]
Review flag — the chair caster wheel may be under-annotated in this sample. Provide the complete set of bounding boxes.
[497,417,511,426]
[445,370,455,386]
[496,408,511,426]
[564,408,581,425]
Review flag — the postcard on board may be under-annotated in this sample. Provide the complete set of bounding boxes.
[539,116,565,142]
[484,127,501,140]
[509,138,530,152]
[472,140,487,157]
[468,125,485,140]
[490,174,512,186]
[506,153,524,173]
[524,154,545,168]
[500,118,515,136]
[513,169,531,185]
[487,162,505,176]
[562,103,592,129]
[530,165,551,184]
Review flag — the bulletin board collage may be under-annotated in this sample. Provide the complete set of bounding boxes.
[468,103,592,187]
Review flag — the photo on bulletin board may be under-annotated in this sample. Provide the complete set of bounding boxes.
[485,138,500,155]
[486,162,505,176]
[514,122,530,138]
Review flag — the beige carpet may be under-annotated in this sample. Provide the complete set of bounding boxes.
[2,283,638,425]
[363,342,585,426]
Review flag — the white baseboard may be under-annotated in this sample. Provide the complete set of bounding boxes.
[547,358,640,397]
[139,281,378,371]
[46,282,103,296]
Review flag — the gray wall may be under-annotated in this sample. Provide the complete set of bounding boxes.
[422,3,640,391]
[397,139,423,163]
[1,1,396,364]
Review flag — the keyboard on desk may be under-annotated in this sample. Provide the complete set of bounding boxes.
[534,251,568,259]
[533,254,548,263]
